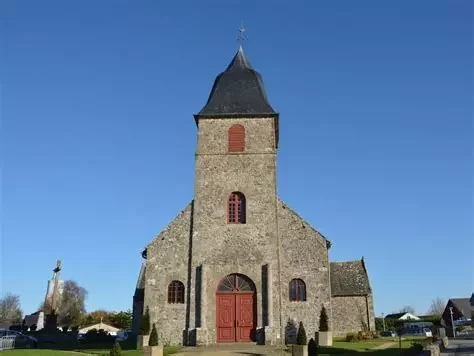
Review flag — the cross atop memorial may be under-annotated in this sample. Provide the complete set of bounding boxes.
[50,259,62,312]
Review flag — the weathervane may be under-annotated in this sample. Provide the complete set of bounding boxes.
[237,22,246,45]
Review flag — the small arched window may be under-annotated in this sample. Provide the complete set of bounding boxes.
[289,279,306,302]
[167,281,185,304]
[227,192,246,224]
[228,124,245,152]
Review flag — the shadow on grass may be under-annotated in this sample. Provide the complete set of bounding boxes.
[38,338,137,351]
[317,346,420,356]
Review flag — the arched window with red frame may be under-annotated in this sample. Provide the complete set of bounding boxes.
[167,280,185,304]
[228,124,245,152]
[227,192,246,224]
[289,279,306,302]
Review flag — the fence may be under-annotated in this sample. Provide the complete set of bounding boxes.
[0,336,16,351]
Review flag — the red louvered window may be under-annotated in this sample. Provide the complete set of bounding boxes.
[227,192,246,224]
[228,124,245,152]
[167,281,185,304]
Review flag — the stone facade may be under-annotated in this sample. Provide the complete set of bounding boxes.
[278,201,332,343]
[331,295,376,337]
[132,46,375,345]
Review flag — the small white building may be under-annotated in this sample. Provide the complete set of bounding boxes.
[78,321,119,336]
[385,312,421,321]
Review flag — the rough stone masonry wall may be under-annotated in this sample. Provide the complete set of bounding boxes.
[191,117,281,344]
[277,200,331,343]
[331,295,374,337]
[144,202,193,345]
[366,293,376,331]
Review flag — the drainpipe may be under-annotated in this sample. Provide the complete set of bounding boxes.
[272,120,283,345]
[365,295,370,331]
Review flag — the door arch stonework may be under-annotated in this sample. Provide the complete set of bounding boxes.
[216,273,256,343]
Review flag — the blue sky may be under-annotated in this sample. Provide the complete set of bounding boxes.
[1,0,472,317]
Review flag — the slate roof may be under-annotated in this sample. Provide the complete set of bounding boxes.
[330,259,372,297]
[197,46,277,117]
[133,263,146,301]
[450,298,471,318]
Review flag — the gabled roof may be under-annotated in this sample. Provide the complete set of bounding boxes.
[79,322,119,333]
[133,263,146,302]
[135,262,146,290]
[385,312,407,320]
[384,312,420,320]
[449,298,471,318]
[330,259,372,297]
[196,46,277,118]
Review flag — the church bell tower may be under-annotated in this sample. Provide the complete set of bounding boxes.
[190,44,282,343]
[191,44,280,267]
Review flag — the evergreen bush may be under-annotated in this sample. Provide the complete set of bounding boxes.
[149,323,159,346]
[109,340,122,356]
[308,338,318,355]
[296,321,307,345]
[319,305,329,331]
[140,306,151,335]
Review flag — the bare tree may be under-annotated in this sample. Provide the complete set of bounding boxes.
[38,280,87,326]
[428,297,446,315]
[0,293,23,323]
[398,306,416,315]
[58,280,87,326]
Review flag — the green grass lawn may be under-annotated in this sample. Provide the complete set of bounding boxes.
[3,346,181,356]
[82,346,181,355]
[333,340,390,350]
[317,339,416,355]
[3,351,84,356]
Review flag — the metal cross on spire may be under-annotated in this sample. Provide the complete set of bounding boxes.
[237,22,246,45]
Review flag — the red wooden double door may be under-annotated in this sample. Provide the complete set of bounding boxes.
[216,273,256,343]
[216,293,255,342]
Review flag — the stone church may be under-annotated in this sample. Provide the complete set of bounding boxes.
[132,46,375,345]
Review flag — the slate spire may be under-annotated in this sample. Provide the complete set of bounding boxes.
[196,46,277,117]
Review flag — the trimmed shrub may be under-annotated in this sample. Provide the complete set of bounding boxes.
[319,305,329,331]
[30,324,37,332]
[411,341,423,352]
[110,340,122,356]
[149,323,158,346]
[285,318,298,345]
[83,328,115,343]
[308,338,318,355]
[62,326,69,333]
[140,306,151,335]
[345,332,360,342]
[296,321,307,345]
